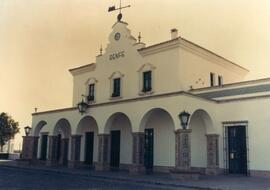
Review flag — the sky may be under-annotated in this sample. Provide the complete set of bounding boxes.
[0,0,270,150]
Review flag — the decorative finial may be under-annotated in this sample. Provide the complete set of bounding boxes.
[138,32,141,43]
[108,0,131,22]
[34,107,38,113]
[100,45,103,55]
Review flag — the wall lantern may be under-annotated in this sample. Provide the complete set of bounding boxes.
[24,126,32,136]
[77,94,89,114]
[178,111,191,130]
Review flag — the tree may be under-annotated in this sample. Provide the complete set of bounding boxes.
[0,112,20,152]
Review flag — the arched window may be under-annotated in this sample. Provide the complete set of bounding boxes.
[109,71,124,99]
[138,63,156,95]
[85,78,98,102]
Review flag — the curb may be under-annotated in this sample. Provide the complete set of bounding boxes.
[0,165,222,190]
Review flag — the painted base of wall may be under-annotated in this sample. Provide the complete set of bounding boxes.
[95,162,110,171]
[24,159,270,178]
[250,170,270,178]
[205,167,220,176]
[129,164,145,174]
[46,159,58,167]
[68,161,96,169]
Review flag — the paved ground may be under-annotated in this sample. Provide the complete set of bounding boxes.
[1,160,270,190]
[0,166,191,190]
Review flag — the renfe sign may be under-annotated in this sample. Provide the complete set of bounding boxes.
[109,51,125,61]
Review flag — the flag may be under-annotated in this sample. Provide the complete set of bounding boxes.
[108,6,116,12]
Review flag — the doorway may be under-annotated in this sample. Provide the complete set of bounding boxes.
[40,134,48,160]
[56,134,61,162]
[227,125,247,174]
[144,128,154,172]
[110,130,121,168]
[84,132,94,165]
[62,139,69,166]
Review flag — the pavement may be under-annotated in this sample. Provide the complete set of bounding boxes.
[1,160,270,190]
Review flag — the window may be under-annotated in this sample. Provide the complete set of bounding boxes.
[109,71,124,99]
[138,63,156,95]
[88,84,95,101]
[218,75,223,86]
[85,77,97,103]
[112,78,121,97]
[210,72,215,87]
[142,71,152,92]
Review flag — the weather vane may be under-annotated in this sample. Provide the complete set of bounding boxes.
[108,0,131,22]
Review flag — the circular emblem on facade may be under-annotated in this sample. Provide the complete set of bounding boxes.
[114,32,121,41]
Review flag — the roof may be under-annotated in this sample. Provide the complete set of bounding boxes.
[139,37,249,73]
[192,77,270,101]
[69,63,96,75]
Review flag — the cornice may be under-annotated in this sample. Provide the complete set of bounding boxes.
[32,91,215,116]
[138,38,180,56]
[32,88,270,117]
[69,63,96,76]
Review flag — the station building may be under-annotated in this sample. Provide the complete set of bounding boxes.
[22,16,270,177]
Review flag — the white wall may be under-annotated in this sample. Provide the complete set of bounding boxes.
[189,114,207,168]
[71,22,247,107]
[109,114,132,165]
[144,110,175,167]
[179,46,246,90]
[77,124,98,163]
[33,89,270,173]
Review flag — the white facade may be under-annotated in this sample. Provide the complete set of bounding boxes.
[30,19,270,177]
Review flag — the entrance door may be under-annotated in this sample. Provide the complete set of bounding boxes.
[40,134,48,160]
[144,128,154,172]
[56,134,62,161]
[110,130,121,168]
[85,132,94,165]
[62,139,69,166]
[228,126,247,174]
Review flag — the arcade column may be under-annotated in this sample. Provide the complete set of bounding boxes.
[21,136,39,161]
[175,129,192,170]
[95,134,110,171]
[206,134,220,175]
[69,135,82,168]
[46,136,58,166]
[129,132,145,174]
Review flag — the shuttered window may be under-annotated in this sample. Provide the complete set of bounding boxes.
[88,84,95,101]
[143,71,152,92]
[218,75,223,86]
[210,72,215,87]
[112,78,121,97]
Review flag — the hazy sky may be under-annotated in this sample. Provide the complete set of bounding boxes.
[0,0,270,149]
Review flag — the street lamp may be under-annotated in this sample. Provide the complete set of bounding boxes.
[77,94,89,114]
[24,126,32,136]
[178,111,191,130]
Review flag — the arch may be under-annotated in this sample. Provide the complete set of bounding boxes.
[85,77,98,85]
[33,120,47,137]
[137,63,156,72]
[104,112,132,134]
[104,112,133,167]
[53,118,71,138]
[76,116,99,135]
[189,109,214,169]
[139,108,175,132]
[52,118,72,166]
[76,116,99,164]
[108,71,125,79]
[189,109,214,133]
[139,108,175,168]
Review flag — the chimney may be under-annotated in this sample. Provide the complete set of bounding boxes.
[171,28,178,40]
